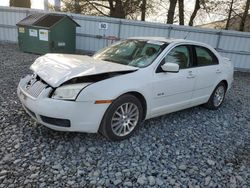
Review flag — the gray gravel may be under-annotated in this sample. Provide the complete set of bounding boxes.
[0,42,250,187]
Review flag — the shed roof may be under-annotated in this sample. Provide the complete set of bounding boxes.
[17,13,80,28]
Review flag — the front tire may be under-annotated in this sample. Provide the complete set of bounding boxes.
[99,94,143,141]
[204,82,226,110]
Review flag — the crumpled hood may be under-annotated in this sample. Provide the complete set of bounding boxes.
[30,54,138,87]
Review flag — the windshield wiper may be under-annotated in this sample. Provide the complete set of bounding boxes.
[101,58,124,64]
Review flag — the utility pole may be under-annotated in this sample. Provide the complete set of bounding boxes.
[44,0,49,11]
[54,0,61,11]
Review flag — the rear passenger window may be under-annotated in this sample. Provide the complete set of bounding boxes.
[195,46,218,66]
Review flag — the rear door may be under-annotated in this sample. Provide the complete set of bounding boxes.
[191,45,221,104]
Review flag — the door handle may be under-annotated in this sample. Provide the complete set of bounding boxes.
[216,69,221,74]
[187,71,196,78]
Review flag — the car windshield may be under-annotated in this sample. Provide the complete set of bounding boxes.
[93,39,167,68]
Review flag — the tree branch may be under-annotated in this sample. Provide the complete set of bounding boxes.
[85,0,110,16]
[231,9,242,18]
[87,1,110,9]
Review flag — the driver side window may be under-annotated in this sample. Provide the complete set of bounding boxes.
[164,45,190,69]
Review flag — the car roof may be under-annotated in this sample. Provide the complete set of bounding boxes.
[129,36,206,46]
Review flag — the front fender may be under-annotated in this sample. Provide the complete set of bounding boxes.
[76,70,152,115]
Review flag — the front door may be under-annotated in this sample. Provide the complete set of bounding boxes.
[150,45,196,117]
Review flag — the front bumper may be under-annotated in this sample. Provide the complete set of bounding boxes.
[17,77,109,133]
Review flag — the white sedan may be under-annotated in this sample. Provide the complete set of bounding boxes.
[17,37,234,141]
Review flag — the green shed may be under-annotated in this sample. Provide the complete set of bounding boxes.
[16,13,80,54]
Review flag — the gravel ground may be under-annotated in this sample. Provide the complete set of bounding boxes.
[0,42,250,187]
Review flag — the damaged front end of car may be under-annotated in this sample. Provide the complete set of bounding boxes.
[19,69,137,102]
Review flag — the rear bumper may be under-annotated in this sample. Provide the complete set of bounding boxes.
[17,79,109,133]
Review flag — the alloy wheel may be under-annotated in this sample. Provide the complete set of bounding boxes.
[111,102,139,137]
[213,85,225,107]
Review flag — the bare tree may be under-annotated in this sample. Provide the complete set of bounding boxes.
[10,0,31,8]
[239,0,250,31]
[167,0,177,24]
[74,0,81,13]
[189,0,200,26]
[178,0,184,25]
[225,0,234,29]
[141,0,146,21]
[61,0,145,19]
[108,0,126,18]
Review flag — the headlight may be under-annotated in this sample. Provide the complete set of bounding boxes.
[52,83,91,100]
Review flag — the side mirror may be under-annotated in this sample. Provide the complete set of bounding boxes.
[161,62,179,73]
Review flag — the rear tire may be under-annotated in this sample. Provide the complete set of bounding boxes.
[99,94,143,141]
[204,82,226,110]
